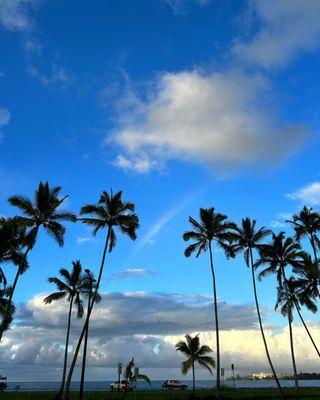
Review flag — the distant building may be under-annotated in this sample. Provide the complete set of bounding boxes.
[252,372,273,380]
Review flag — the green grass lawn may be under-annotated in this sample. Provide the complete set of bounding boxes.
[1,388,320,400]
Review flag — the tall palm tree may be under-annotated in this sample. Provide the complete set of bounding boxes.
[78,269,101,400]
[258,232,305,390]
[175,334,215,393]
[287,206,320,261]
[0,182,76,341]
[44,261,84,400]
[183,208,235,393]
[232,218,283,395]
[64,190,139,399]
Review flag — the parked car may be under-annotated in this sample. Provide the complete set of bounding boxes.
[109,380,133,392]
[162,380,187,390]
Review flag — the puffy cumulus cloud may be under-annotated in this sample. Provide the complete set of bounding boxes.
[0,0,37,32]
[286,182,320,206]
[0,291,260,380]
[20,291,258,334]
[110,70,307,174]
[233,0,320,69]
[112,154,159,174]
[165,325,320,374]
[2,291,320,380]
[0,107,10,140]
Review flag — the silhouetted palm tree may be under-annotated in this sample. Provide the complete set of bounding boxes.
[0,217,28,289]
[294,253,320,302]
[258,232,305,390]
[0,182,76,341]
[44,261,84,400]
[183,208,235,393]
[64,190,139,399]
[287,206,320,261]
[123,357,151,393]
[289,258,320,359]
[176,334,215,393]
[232,218,283,395]
[78,269,101,400]
[0,287,15,333]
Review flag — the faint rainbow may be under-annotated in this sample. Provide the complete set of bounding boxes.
[132,183,210,257]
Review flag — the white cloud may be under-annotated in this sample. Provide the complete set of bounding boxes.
[2,291,320,380]
[286,182,320,205]
[27,64,75,87]
[270,212,292,229]
[0,0,37,32]
[75,236,94,245]
[110,70,307,175]
[112,154,159,174]
[0,107,11,140]
[233,0,320,69]
[112,268,157,279]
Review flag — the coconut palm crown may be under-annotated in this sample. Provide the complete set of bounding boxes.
[231,217,271,264]
[80,190,139,251]
[258,232,305,287]
[183,208,235,258]
[44,260,85,318]
[8,181,76,248]
[287,206,320,261]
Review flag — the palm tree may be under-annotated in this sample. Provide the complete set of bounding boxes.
[287,206,320,261]
[0,287,15,333]
[289,259,320,359]
[44,261,84,400]
[78,269,101,400]
[123,357,151,392]
[0,217,28,289]
[183,208,235,393]
[258,232,305,390]
[175,334,215,393]
[294,253,320,302]
[64,190,139,399]
[0,182,76,341]
[232,218,283,395]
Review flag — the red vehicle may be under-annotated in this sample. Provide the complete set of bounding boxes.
[0,376,7,392]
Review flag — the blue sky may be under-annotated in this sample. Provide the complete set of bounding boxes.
[1,0,320,381]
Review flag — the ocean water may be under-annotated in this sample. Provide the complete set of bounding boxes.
[5,380,320,392]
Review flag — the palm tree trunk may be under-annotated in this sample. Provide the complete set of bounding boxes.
[79,288,92,400]
[288,314,299,390]
[0,229,37,342]
[310,234,318,262]
[192,361,195,393]
[55,297,74,399]
[249,249,283,397]
[64,228,111,399]
[295,301,320,358]
[282,273,299,390]
[208,241,220,394]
